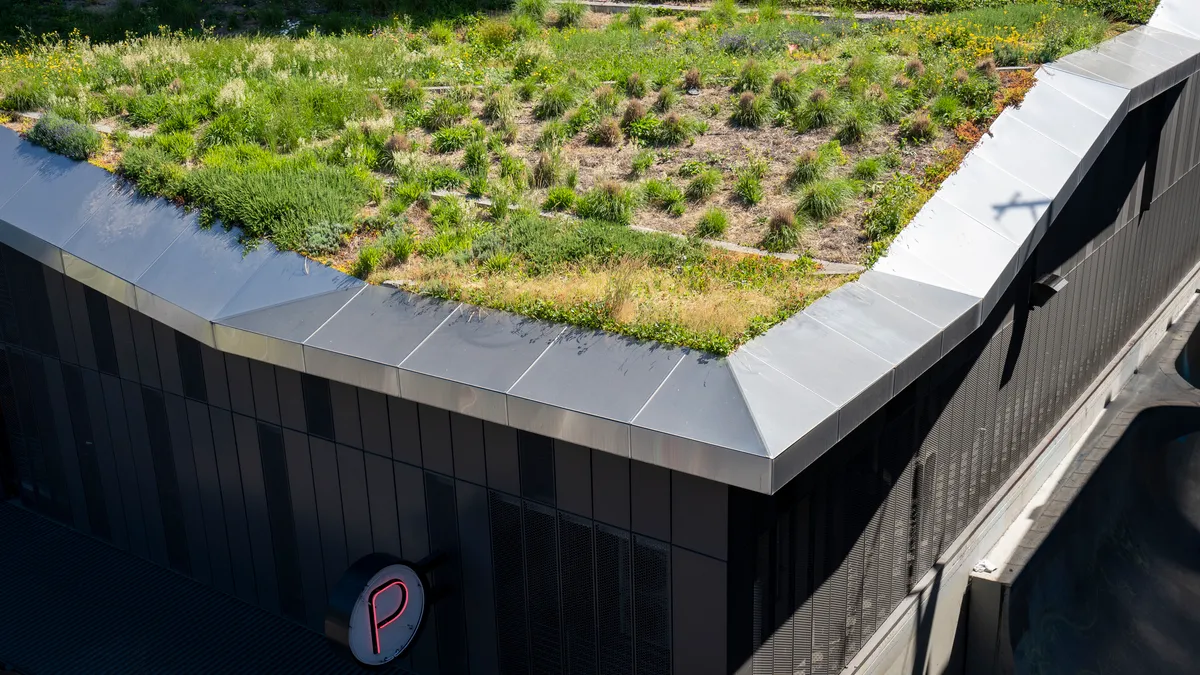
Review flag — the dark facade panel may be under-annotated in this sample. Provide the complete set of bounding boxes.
[418,403,453,475]
[336,444,373,564]
[632,462,671,542]
[128,310,160,389]
[209,408,257,604]
[80,368,126,549]
[427,473,467,674]
[259,422,304,622]
[176,332,207,401]
[141,387,189,575]
[450,412,486,485]
[301,374,334,440]
[62,278,97,370]
[364,451,402,557]
[42,358,87,531]
[329,381,363,449]
[200,343,231,410]
[389,395,421,466]
[672,473,729,561]
[393,461,430,561]
[234,413,280,615]
[107,298,141,382]
[282,428,328,631]
[249,360,280,426]
[276,367,307,433]
[184,396,234,590]
[592,450,631,530]
[358,388,391,458]
[122,379,169,567]
[42,267,77,365]
[554,440,592,518]
[153,321,182,396]
[456,480,499,675]
[672,547,727,675]
[85,286,119,376]
[519,430,555,507]
[225,354,256,418]
[484,421,521,495]
[309,437,348,593]
[101,374,148,558]
[164,392,210,585]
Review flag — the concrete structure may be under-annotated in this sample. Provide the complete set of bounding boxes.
[2,2,1200,673]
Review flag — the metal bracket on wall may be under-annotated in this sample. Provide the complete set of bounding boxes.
[1031,274,1069,309]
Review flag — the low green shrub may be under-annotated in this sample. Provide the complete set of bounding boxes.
[654,86,679,113]
[1,79,50,111]
[28,112,102,160]
[352,245,384,279]
[852,156,884,181]
[770,72,804,112]
[734,59,769,93]
[386,79,425,108]
[499,154,528,188]
[119,144,186,197]
[734,171,764,206]
[899,110,937,143]
[836,103,876,144]
[731,92,770,128]
[543,186,577,211]
[483,87,516,122]
[624,72,648,99]
[423,164,468,190]
[694,208,729,238]
[515,0,550,23]
[631,149,655,177]
[759,208,800,253]
[183,150,374,252]
[788,150,826,188]
[576,181,637,225]
[644,178,686,216]
[477,18,518,50]
[686,169,722,202]
[152,131,197,163]
[432,125,474,153]
[588,117,623,146]
[534,84,577,120]
[863,173,922,242]
[463,141,489,176]
[626,5,649,29]
[532,150,564,188]
[794,89,841,131]
[557,1,586,27]
[423,97,470,131]
[798,178,855,221]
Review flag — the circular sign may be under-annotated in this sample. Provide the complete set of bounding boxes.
[326,554,428,666]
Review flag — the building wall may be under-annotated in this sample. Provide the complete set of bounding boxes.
[726,77,1200,675]
[0,244,731,675]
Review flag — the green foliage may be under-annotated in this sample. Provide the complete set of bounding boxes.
[654,86,679,113]
[543,185,577,211]
[499,153,528,188]
[463,140,489,176]
[760,208,800,253]
[483,87,516,121]
[852,156,885,181]
[694,208,729,238]
[799,178,855,221]
[424,97,471,132]
[431,125,474,153]
[182,149,374,253]
[631,149,655,177]
[770,73,804,112]
[686,169,722,202]
[513,42,551,80]
[587,117,622,146]
[423,164,468,191]
[515,0,550,23]
[151,131,197,163]
[534,84,576,120]
[352,245,384,279]
[119,145,186,198]
[386,79,425,108]
[658,112,694,146]
[380,226,415,264]
[431,195,471,231]
[863,173,922,241]
[624,72,647,99]
[478,19,518,50]
[787,150,826,188]
[733,162,765,206]
[730,92,770,128]
[930,94,966,126]
[576,182,637,225]
[734,59,769,93]
[626,5,649,29]
[428,22,455,45]
[900,111,937,143]
[706,0,740,27]
[1,80,49,111]
[556,1,586,28]
[27,112,101,160]
[794,90,842,131]
[836,103,876,144]
[644,178,685,216]
[532,150,564,188]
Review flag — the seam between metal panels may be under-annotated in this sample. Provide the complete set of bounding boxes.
[396,303,461,368]
[503,325,569,396]
[297,285,367,347]
[0,172,41,212]
[630,354,686,421]
[213,286,363,323]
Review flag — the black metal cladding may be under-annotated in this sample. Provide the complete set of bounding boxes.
[729,78,1200,674]
[0,244,718,675]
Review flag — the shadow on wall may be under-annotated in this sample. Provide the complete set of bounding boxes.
[726,80,1190,675]
[1008,406,1200,675]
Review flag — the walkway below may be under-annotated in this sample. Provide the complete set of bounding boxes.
[0,502,397,675]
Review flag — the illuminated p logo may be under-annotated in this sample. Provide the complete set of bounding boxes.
[326,554,427,666]
[367,579,410,655]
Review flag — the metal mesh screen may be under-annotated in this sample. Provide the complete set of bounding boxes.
[743,83,1200,674]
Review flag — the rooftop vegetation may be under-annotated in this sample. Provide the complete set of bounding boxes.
[0,1,1134,354]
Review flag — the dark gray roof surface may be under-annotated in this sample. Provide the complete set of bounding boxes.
[0,12,1197,493]
[0,501,398,674]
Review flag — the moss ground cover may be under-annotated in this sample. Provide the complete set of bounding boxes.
[0,2,1127,353]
